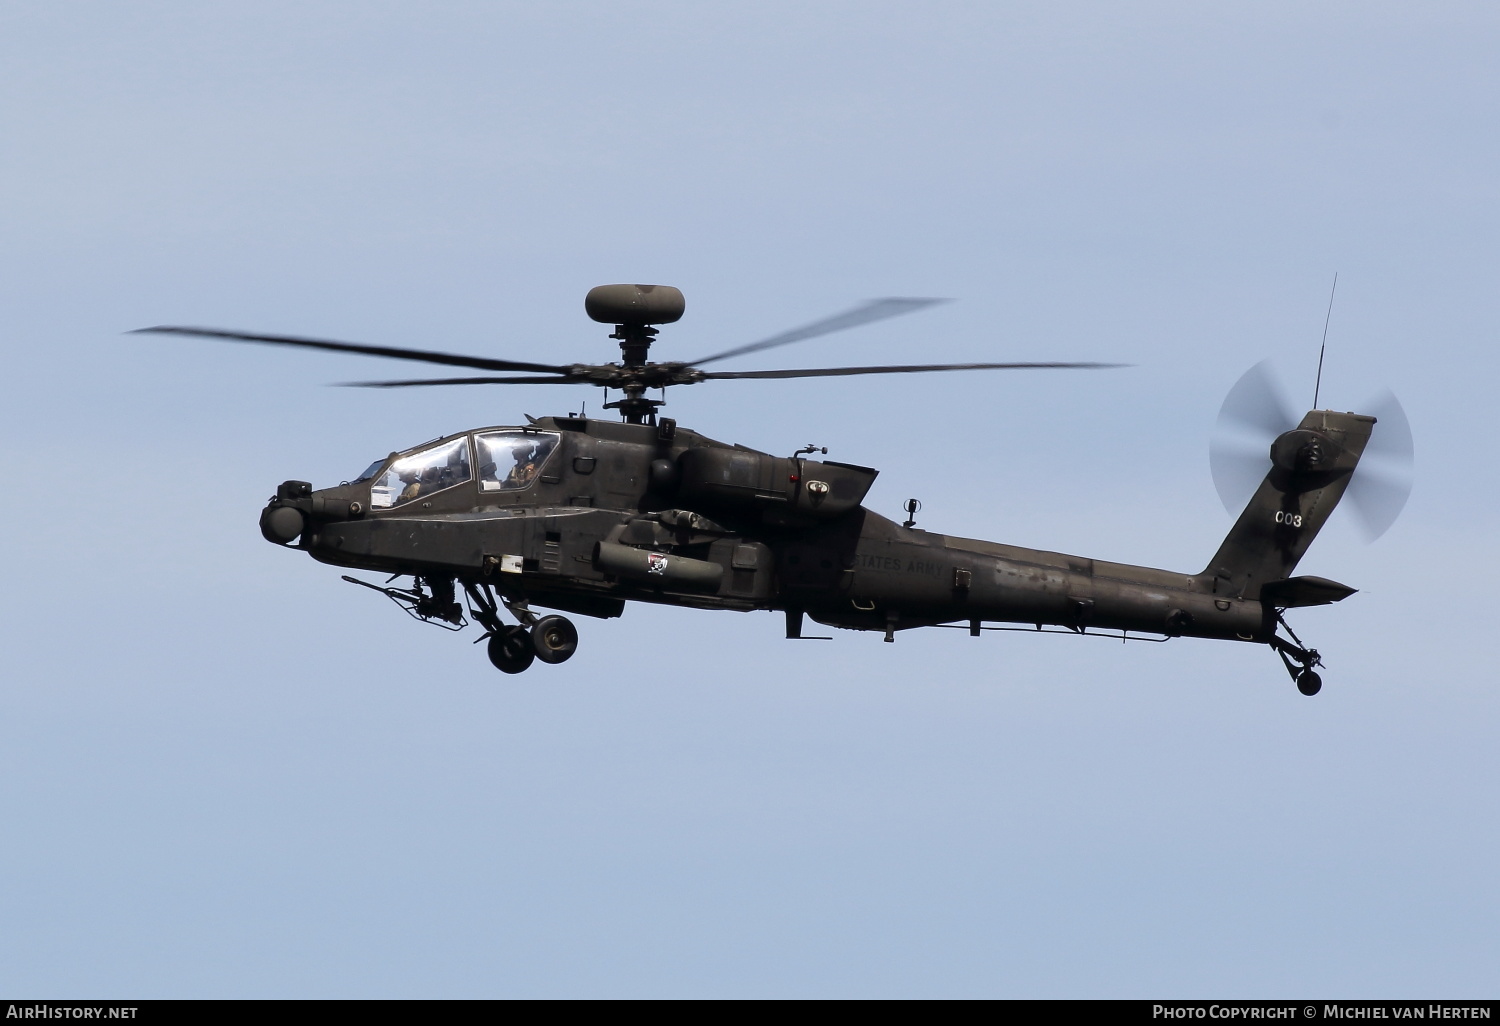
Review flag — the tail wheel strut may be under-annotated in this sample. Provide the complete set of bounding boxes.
[1271,612,1324,696]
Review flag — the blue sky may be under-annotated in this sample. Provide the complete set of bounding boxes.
[2,2,1496,997]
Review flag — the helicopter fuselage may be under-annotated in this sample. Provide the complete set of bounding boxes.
[265,414,1273,646]
[155,284,1378,691]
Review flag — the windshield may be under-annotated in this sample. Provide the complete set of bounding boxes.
[476,431,559,492]
[351,459,385,484]
[369,437,472,509]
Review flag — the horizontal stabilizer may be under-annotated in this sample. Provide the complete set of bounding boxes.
[1259,575,1357,608]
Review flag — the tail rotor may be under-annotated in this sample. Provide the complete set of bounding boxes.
[1344,389,1414,541]
[1209,360,1296,513]
[1209,360,1414,541]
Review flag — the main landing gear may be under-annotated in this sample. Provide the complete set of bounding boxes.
[1270,612,1324,697]
[342,574,579,675]
[482,616,579,674]
[486,626,534,673]
[462,581,578,675]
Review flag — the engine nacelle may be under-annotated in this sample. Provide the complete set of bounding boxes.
[676,448,877,520]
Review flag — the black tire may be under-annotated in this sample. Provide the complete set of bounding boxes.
[531,614,579,664]
[1297,670,1322,696]
[487,626,535,674]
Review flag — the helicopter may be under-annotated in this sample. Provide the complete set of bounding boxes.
[137,284,1411,695]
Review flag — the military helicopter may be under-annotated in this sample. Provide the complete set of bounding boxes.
[137,284,1411,695]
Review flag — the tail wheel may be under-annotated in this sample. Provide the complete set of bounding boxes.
[1297,670,1323,697]
[487,626,535,674]
[531,615,579,664]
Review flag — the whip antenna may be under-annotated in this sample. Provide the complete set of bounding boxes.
[1313,272,1338,409]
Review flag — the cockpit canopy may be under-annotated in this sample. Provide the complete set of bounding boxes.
[364,430,560,510]
[476,431,559,491]
[369,437,471,509]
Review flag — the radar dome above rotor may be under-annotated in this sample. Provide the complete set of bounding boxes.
[585,284,685,325]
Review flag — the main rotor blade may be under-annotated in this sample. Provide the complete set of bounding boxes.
[702,361,1123,380]
[340,375,579,387]
[133,326,570,375]
[689,298,948,367]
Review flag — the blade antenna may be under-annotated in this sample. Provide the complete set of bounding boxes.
[1313,272,1338,409]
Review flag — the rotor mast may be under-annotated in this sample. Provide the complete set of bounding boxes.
[586,284,685,425]
[605,321,663,424]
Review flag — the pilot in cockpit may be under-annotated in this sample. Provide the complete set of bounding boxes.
[504,443,542,489]
[398,467,424,504]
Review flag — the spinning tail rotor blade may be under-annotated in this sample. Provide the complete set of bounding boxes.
[1210,360,1296,513]
[1346,389,1414,541]
[1209,434,1275,514]
[1218,359,1296,438]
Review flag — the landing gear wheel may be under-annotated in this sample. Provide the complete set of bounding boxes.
[1273,614,1326,697]
[487,626,535,674]
[531,615,578,664]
